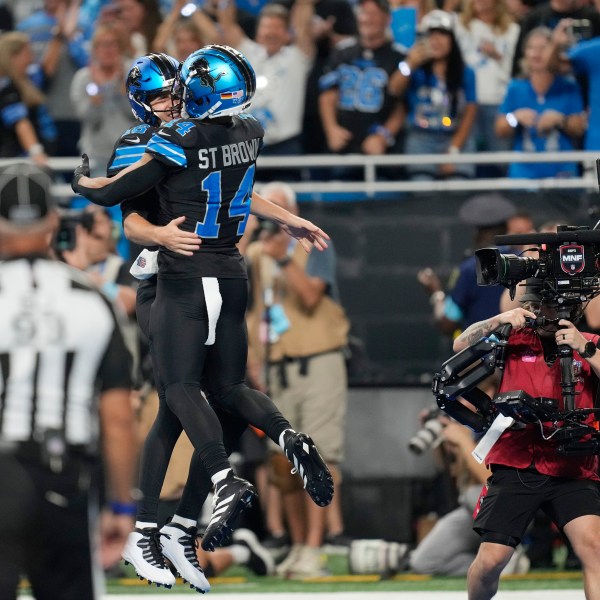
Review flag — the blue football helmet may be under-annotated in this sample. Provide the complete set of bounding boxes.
[126,53,180,126]
[177,45,256,119]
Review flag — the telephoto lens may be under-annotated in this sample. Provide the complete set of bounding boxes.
[408,417,445,455]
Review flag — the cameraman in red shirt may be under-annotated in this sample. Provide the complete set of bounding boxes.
[453,280,600,600]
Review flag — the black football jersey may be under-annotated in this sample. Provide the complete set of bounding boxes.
[107,123,161,238]
[146,114,264,279]
[319,40,405,153]
[0,78,28,158]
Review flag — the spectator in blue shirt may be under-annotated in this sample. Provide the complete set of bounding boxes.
[17,0,92,156]
[389,10,478,180]
[496,26,586,179]
[548,19,600,151]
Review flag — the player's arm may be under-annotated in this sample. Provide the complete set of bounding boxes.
[123,212,202,256]
[250,191,330,252]
[72,154,170,207]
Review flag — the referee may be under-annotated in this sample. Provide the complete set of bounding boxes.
[0,163,137,600]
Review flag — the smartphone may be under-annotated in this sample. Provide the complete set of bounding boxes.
[568,19,593,45]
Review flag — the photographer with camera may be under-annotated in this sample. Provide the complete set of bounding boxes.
[408,377,529,576]
[453,282,600,600]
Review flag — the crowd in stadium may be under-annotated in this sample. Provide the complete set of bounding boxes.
[2,0,600,181]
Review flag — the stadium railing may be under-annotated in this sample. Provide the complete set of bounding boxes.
[2,150,599,198]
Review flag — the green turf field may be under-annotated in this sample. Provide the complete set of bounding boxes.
[105,554,584,595]
[17,554,585,596]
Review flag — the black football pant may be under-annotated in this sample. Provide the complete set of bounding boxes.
[0,453,98,600]
[137,276,289,521]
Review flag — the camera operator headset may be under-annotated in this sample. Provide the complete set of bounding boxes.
[452,281,600,600]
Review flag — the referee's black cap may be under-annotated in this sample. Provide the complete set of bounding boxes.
[458,193,517,228]
[0,162,55,228]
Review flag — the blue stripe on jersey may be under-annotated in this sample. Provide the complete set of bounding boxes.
[147,134,187,167]
[108,146,146,171]
[1,102,27,127]
[319,71,339,92]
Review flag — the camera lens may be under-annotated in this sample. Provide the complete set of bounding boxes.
[408,418,444,455]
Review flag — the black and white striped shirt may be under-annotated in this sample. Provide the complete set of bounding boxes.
[0,257,132,447]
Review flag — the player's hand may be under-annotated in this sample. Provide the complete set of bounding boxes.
[280,215,330,252]
[156,216,202,256]
[71,154,90,192]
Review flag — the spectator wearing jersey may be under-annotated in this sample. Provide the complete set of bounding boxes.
[153,0,221,60]
[0,31,53,165]
[218,0,316,162]
[547,19,600,151]
[301,0,357,156]
[115,0,163,56]
[389,10,478,180]
[511,0,600,76]
[0,163,137,600]
[496,26,585,179]
[455,0,519,167]
[70,23,136,176]
[17,0,91,156]
[319,0,405,160]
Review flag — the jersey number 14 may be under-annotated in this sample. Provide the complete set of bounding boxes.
[195,165,255,238]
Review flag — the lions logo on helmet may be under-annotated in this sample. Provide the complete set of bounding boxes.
[126,53,180,127]
[178,45,256,120]
[190,56,226,92]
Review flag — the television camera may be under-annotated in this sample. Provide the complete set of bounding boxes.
[52,209,95,253]
[432,225,600,457]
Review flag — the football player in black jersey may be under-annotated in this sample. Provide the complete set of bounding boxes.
[107,53,214,591]
[111,52,277,591]
[73,45,334,583]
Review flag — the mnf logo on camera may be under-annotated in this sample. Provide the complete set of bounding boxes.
[560,244,585,274]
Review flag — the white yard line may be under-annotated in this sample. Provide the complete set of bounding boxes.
[22,591,585,600]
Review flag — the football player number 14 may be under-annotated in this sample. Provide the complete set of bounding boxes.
[195,165,255,238]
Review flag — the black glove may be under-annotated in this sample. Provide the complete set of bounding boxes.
[71,154,90,192]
